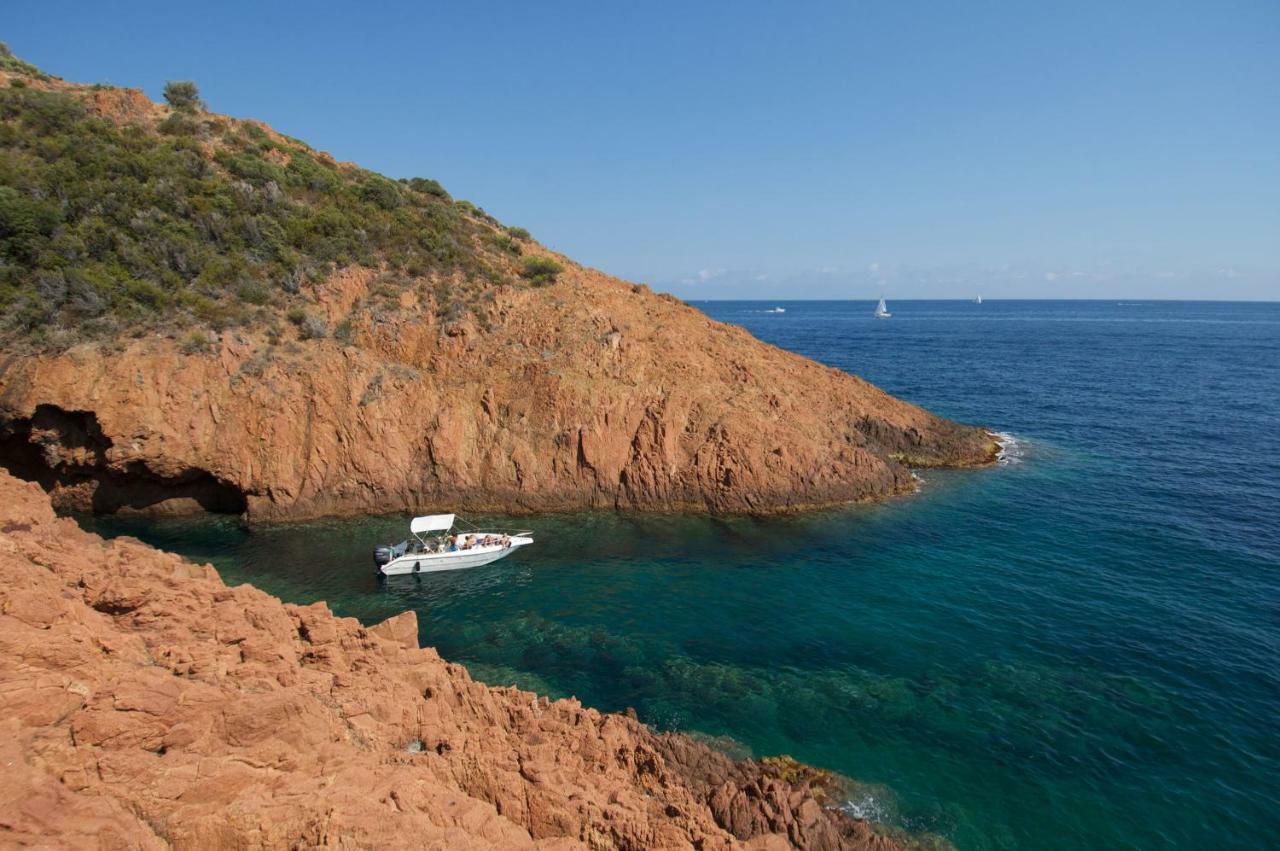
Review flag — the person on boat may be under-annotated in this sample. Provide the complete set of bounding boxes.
[447,534,458,552]
[500,535,511,548]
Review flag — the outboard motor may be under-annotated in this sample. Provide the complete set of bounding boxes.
[373,545,394,572]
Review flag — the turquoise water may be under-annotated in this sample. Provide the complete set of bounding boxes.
[81,300,1280,850]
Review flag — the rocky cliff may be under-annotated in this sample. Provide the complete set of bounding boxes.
[0,265,996,521]
[0,469,907,850]
[0,57,996,521]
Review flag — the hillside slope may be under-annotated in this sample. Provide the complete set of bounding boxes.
[0,52,996,520]
[0,469,909,850]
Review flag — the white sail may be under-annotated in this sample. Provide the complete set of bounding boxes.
[874,297,890,318]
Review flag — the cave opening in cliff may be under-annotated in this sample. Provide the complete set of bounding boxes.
[0,404,247,516]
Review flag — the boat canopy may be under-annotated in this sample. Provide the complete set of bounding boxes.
[410,513,455,535]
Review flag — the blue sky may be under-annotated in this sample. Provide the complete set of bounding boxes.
[7,1,1278,299]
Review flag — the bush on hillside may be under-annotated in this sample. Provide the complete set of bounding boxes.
[487,232,521,256]
[163,80,204,111]
[360,175,403,210]
[406,177,449,199]
[157,111,203,136]
[297,313,327,340]
[180,330,211,354]
[521,256,563,287]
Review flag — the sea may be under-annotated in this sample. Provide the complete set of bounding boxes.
[81,300,1280,850]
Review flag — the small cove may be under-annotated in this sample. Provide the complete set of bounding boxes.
[80,300,1280,850]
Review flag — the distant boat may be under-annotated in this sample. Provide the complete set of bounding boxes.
[874,297,891,318]
[765,306,786,313]
[975,295,983,304]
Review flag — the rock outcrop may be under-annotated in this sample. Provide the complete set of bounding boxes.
[0,469,904,849]
[0,267,995,521]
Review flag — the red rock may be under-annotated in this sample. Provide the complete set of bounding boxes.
[0,274,995,524]
[0,469,911,849]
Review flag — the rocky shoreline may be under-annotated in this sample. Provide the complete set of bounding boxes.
[0,469,921,849]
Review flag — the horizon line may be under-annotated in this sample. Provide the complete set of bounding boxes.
[677,297,1280,303]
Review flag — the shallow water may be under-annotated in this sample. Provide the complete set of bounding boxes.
[82,300,1280,850]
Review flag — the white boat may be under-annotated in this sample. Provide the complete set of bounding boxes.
[874,297,891,318]
[765,306,786,313]
[975,294,983,304]
[373,513,533,576]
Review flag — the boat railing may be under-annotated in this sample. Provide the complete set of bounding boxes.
[449,516,533,539]
[452,529,533,541]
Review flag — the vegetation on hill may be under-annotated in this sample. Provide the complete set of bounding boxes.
[0,46,555,350]
[0,43,46,79]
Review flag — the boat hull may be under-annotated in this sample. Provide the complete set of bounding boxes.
[379,536,533,575]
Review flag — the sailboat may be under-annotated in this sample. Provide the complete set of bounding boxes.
[874,296,891,318]
[975,294,983,304]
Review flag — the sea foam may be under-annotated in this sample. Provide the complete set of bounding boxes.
[841,791,890,823]
[989,431,1024,465]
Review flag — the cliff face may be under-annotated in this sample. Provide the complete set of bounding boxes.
[0,470,903,850]
[0,264,995,521]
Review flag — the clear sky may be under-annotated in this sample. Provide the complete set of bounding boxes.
[6,1,1278,299]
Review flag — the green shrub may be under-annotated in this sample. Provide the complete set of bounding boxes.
[285,152,340,192]
[181,330,211,353]
[333,318,354,344]
[521,256,563,287]
[236,281,269,305]
[360,175,403,210]
[163,80,203,111]
[241,123,269,143]
[487,232,521,256]
[158,112,201,136]
[0,186,62,262]
[407,177,449,199]
[505,226,531,241]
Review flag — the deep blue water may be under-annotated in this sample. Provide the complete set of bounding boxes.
[83,300,1280,850]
